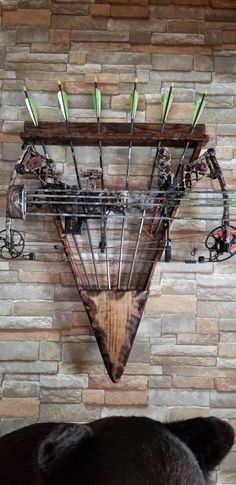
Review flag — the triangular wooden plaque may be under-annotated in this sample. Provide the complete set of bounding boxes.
[81,290,149,382]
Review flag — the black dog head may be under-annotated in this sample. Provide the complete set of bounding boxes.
[36,416,234,485]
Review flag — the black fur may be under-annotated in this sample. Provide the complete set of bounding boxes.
[0,416,233,485]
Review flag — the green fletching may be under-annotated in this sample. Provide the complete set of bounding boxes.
[162,90,173,124]
[27,96,38,126]
[130,89,139,120]
[92,88,102,118]
[192,99,202,127]
[192,94,206,128]
[58,88,69,122]
[162,92,169,123]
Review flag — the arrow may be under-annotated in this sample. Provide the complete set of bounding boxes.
[125,78,139,190]
[57,80,81,189]
[175,90,207,180]
[149,82,174,190]
[92,78,104,189]
[57,80,100,288]
[23,86,49,161]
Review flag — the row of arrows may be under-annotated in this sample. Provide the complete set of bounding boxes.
[23,79,207,191]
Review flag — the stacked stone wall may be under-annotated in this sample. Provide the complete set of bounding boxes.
[1,1,236,483]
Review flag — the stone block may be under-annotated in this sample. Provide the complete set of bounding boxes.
[211,0,236,6]
[87,51,151,65]
[62,342,102,363]
[110,5,149,17]
[137,317,161,338]
[124,363,162,375]
[0,341,39,360]
[69,52,86,65]
[40,374,88,389]
[1,418,38,437]
[51,3,89,14]
[150,388,209,406]
[40,403,100,422]
[39,342,61,361]
[90,4,110,16]
[149,376,172,388]
[151,343,217,357]
[53,312,72,330]
[1,283,54,301]
[101,406,167,421]
[51,15,107,30]
[0,398,39,418]
[196,319,219,334]
[19,271,60,284]
[40,389,82,403]
[0,106,19,121]
[210,390,236,408]
[197,287,236,302]
[151,33,204,45]
[215,378,236,392]
[88,375,148,390]
[215,56,236,74]
[16,27,49,43]
[55,285,80,301]
[150,5,205,19]
[194,55,214,71]
[161,315,196,333]
[220,320,236,331]
[145,295,197,316]
[19,0,51,6]
[3,381,39,397]
[130,31,151,44]
[2,9,51,26]
[223,31,236,43]
[72,30,129,43]
[152,53,193,71]
[105,390,148,406]
[82,389,105,405]
[0,30,16,46]
[2,142,21,161]
[167,19,200,34]
[167,407,209,422]
[161,279,196,295]
[50,29,70,44]
[163,364,236,378]
[205,30,222,45]
[219,343,236,358]
[0,302,12,316]
[220,332,236,343]
[150,70,212,83]
[206,7,236,21]
[198,301,236,319]
[152,355,216,366]
[129,342,151,362]
[0,361,58,374]
[0,316,53,329]
[12,301,54,316]
[177,333,218,345]
[0,271,18,283]
[59,363,105,375]
[173,376,214,389]
[0,330,60,342]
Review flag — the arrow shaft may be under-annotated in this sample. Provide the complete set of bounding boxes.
[175,92,206,180]
[148,85,173,190]
[125,80,138,190]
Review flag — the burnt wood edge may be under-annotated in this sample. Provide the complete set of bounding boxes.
[21,122,209,147]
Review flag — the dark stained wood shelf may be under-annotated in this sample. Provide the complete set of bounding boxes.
[21,122,209,147]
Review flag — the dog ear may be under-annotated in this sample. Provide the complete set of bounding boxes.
[167,417,234,475]
[37,423,93,480]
